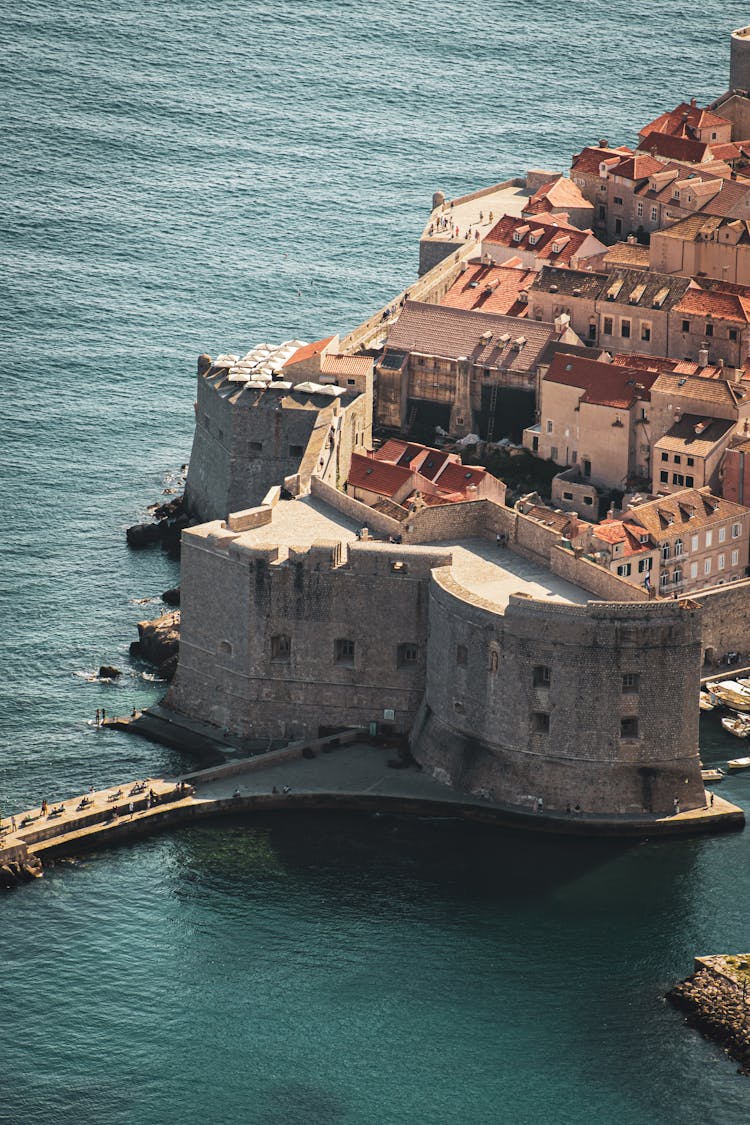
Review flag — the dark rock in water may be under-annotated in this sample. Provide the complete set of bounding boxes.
[127,522,161,548]
[98,665,121,680]
[132,613,180,680]
[162,586,181,606]
[126,494,188,550]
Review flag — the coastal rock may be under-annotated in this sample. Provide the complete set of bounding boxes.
[668,957,750,1074]
[131,612,180,680]
[162,586,181,606]
[98,665,121,680]
[126,495,188,552]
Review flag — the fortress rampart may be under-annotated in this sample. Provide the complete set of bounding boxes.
[411,572,705,815]
[166,528,451,740]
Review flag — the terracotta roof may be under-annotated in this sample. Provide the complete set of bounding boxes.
[544,353,657,409]
[624,487,746,537]
[435,461,487,492]
[607,154,664,181]
[610,352,725,378]
[525,505,589,540]
[602,243,650,269]
[385,301,557,371]
[570,145,633,177]
[654,415,734,456]
[674,284,750,325]
[593,519,650,557]
[347,452,412,498]
[638,131,710,163]
[440,262,535,316]
[483,212,596,265]
[319,353,372,378]
[524,178,592,215]
[653,213,750,243]
[285,336,336,366]
[639,103,732,140]
[651,371,749,409]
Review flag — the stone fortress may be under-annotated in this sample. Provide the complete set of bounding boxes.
[161,27,750,829]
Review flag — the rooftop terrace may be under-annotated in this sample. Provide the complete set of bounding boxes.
[197,496,591,608]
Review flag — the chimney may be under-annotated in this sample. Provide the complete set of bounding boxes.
[554,312,571,334]
[698,345,709,367]
[607,505,615,520]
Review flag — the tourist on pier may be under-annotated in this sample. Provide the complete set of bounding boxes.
[11,816,16,832]
[129,801,134,817]
[40,799,48,815]
[710,792,715,807]
[673,797,680,816]
[95,709,100,725]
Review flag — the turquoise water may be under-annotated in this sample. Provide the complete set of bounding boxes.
[3,2,750,1121]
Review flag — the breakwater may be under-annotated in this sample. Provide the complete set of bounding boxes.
[1,725,744,891]
[668,956,750,1074]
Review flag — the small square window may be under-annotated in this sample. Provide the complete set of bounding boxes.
[289,444,305,458]
[603,317,613,336]
[621,320,631,339]
[621,717,639,739]
[685,475,694,487]
[686,457,694,467]
[249,441,263,453]
[397,643,419,668]
[271,635,291,662]
[622,673,640,693]
[456,644,468,667]
[681,319,690,333]
[532,712,550,734]
[705,324,714,338]
[661,452,669,462]
[533,665,551,687]
[730,329,738,342]
[334,638,355,666]
[641,324,651,342]
[660,471,669,483]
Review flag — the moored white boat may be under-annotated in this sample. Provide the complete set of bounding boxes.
[699,691,715,712]
[708,684,750,711]
[701,768,725,782]
[727,756,750,770]
[722,714,750,738]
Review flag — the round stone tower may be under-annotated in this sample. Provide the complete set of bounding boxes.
[730,26,750,92]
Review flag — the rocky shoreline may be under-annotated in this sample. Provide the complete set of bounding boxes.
[668,956,750,1074]
[129,612,180,680]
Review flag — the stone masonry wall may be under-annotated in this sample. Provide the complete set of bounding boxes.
[411,572,705,816]
[685,578,750,658]
[166,532,452,741]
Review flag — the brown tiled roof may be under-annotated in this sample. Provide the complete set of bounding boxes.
[624,487,746,536]
[347,453,412,498]
[654,214,750,243]
[484,213,594,265]
[593,519,650,557]
[525,505,589,540]
[286,336,336,366]
[602,243,650,269]
[385,300,556,371]
[320,354,372,377]
[570,145,633,177]
[638,131,710,163]
[524,178,591,214]
[639,103,731,139]
[610,352,725,378]
[654,415,734,456]
[607,154,664,181]
[435,461,487,492]
[440,262,535,316]
[675,285,750,324]
[598,267,691,310]
[544,354,657,409]
[529,265,607,298]
[651,372,748,408]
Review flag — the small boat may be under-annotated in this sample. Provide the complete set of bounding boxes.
[721,715,750,738]
[727,756,750,771]
[708,685,750,711]
[701,768,725,783]
[699,691,715,712]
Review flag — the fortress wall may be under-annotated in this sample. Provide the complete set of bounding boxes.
[411,573,705,816]
[166,536,436,741]
[184,374,235,522]
[685,578,750,657]
[310,476,402,537]
[400,499,515,544]
[550,546,649,602]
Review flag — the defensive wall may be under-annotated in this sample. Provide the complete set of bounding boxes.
[185,368,370,522]
[411,574,705,816]
[166,530,451,741]
[684,577,750,660]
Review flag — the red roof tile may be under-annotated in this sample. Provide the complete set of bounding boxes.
[638,131,709,163]
[545,354,657,409]
[347,452,412,498]
[440,262,535,316]
[570,145,633,176]
[484,213,594,266]
[285,336,336,366]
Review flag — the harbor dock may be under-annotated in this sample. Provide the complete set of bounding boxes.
[1,724,744,887]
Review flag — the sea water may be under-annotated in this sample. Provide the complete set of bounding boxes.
[2,2,750,1122]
